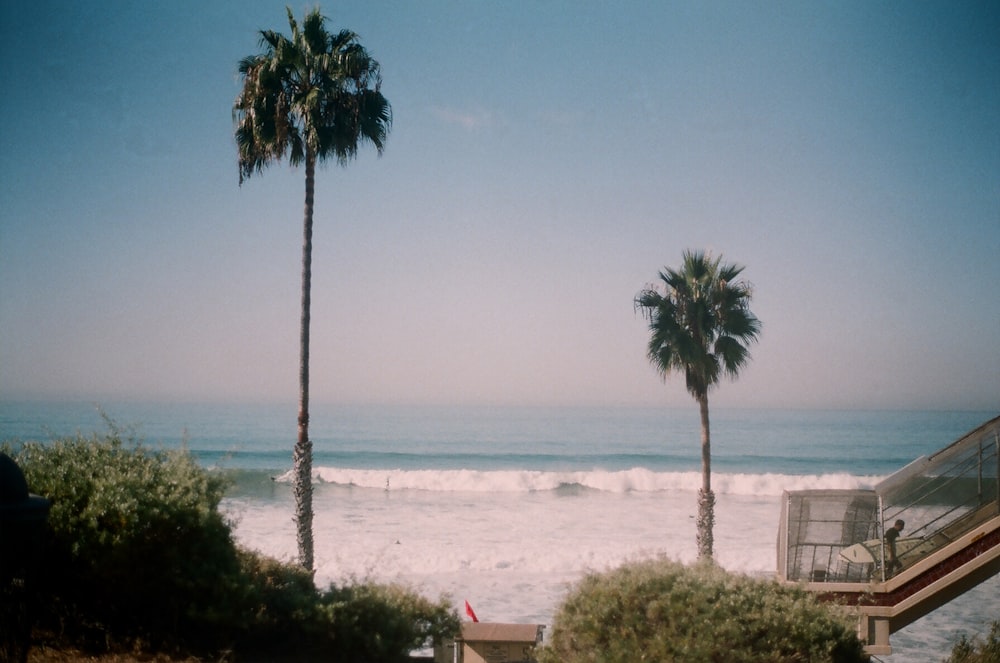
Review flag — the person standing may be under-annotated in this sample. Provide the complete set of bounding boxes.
[884,519,905,576]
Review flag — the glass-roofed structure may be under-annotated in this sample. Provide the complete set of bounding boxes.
[776,415,1000,655]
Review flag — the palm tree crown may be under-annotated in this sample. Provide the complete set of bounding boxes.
[636,250,761,400]
[234,7,391,183]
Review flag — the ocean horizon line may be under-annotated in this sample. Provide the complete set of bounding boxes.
[1,395,995,415]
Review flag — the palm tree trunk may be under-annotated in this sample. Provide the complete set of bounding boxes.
[294,149,316,572]
[696,392,715,560]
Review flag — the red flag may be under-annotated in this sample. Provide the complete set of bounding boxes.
[465,600,479,622]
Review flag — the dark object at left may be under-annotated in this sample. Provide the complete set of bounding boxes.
[1,452,51,663]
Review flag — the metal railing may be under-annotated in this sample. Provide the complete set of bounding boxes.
[778,416,999,585]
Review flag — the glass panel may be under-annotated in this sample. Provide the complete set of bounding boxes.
[782,490,878,582]
[874,423,999,579]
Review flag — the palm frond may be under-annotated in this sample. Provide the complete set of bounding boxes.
[635,250,761,398]
[233,6,392,183]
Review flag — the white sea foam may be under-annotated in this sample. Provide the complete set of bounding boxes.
[226,481,776,611]
[227,475,998,663]
[283,466,885,496]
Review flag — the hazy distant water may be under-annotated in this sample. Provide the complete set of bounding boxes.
[2,401,997,661]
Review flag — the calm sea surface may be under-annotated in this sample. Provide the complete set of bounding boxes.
[2,401,997,661]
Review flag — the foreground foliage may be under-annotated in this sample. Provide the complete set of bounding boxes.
[945,621,1000,663]
[3,432,457,661]
[537,557,865,663]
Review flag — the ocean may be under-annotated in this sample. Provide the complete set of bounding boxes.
[2,401,997,661]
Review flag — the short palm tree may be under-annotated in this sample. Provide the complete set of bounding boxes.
[234,7,391,571]
[635,250,761,560]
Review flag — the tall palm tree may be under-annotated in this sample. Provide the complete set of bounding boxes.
[234,7,391,571]
[635,250,761,560]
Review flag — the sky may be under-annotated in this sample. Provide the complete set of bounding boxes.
[1,1,998,411]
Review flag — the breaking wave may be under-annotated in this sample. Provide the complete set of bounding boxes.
[270,466,884,496]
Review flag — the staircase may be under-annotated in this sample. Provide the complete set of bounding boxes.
[775,415,1000,656]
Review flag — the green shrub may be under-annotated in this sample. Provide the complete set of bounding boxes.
[945,621,1000,663]
[319,581,460,662]
[3,431,458,661]
[6,431,238,651]
[226,553,459,661]
[537,557,865,663]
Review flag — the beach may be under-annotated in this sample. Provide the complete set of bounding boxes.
[2,402,997,661]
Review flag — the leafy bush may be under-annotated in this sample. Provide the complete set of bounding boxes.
[945,621,1000,663]
[6,430,238,650]
[227,553,459,662]
[537,557,866,663]
[3,431,458,660]
[318,582,460,662]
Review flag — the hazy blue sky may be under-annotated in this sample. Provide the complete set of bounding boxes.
[1,1,998,410]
